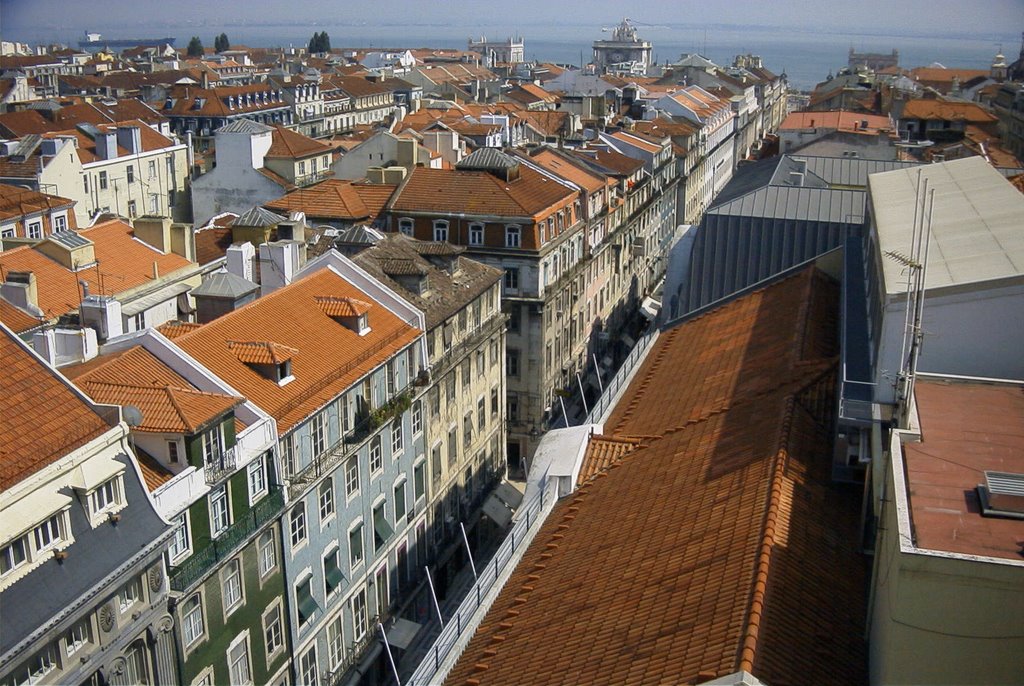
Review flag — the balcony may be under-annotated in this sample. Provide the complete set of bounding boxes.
[295,169,332,188]
[169,486,284,592]
[203,446,237,485]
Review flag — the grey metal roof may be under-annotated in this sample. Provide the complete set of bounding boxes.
[707,186,866,224]
[231,205,286,228]
[48,230,92,249]
[1,453,168,657]
[190,268,259,299]
[334,224,384,246]
[801,156,918,188]
[869,156,1024,294]
[457,147,520,172]
[217,119,274,135]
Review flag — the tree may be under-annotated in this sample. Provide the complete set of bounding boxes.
[187,36,204,57]
[308,31,330,54]
[214,33,229,53]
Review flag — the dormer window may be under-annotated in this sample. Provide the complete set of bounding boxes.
[227,340,299,385]
[315,296,371,336]
[89,476,124,523]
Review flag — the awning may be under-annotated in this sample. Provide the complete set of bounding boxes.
[493,481,524,509]
[297,583,319,623]
[385,618,421,650]
[121,282,192,317]
[640,296,661,321]
[68,454,125,491]
[373,507,394,545]
[325,561,345,589]
[482,480,524,528]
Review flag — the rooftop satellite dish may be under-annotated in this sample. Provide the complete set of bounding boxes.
[123,405,144,427]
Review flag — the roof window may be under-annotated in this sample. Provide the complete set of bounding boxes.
[315,296,372,336]
[227,340,298,385]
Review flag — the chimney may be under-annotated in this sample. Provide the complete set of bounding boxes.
[383,166,407,184]
[115,125,142,155]
[133,216,173,252]
[1,271,41,314]
[366,167,386,184]
[79,295,124,341]
[95,131,118,160]
[259,241,299,297]
[226,241,255,281]
[396,137,417,167]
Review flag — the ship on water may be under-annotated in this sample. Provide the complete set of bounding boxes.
[78,31,175,49]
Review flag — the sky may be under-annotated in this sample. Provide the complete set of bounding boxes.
[2,0,1021,37]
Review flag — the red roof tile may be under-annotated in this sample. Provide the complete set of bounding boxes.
[448,268,866,686]
[227,340,299,365]
[315,295,371,317]
[1,326,112,490]
[266,125,333,159]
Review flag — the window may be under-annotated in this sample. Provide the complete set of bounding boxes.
[461,357,471,390]
[373,502,393,551]
[374,564,389,617]
[412,400,422,435]
[126,164,135,183]
[210,485,230,537]
[148,159,157,177]
[168,440,179,464]
[262,602,284,660]
[300,645,318,686]
[132,311,145,331]
[349,523,364,568]
[182,594,205,647]
[476,349,485,376]
[64,619,90,657]
[248,458,268,502]
[149,193,159,214]
[169,512,191,562]
[505,225,521,248]
[398,218,414,236]
[491,387,499,416]
[280,436,296,478]
[12,646,57,685]
[91,477,122,516]
[289,504,307,548]
[394,480,407,523]
[299,160,306,175]
[311,413,326,457]
[228,633,252,686]
[507,305,520,334]
[222,559,244,615]
[324,548,344,597]
[345,457,359,499]
[469,222,484,245]
[507,348,520,377]
[503,266,519,292]
[370,435,383,474]
[258,530,277,578]
[463,413,473,448]
[83,175,89,193]
[296,577,318,626]
[386,360,396,398]
[326,615,345,670]
[448,427,458,468]
[27,221,42,239]
[351,587,367,641]
[508,392,519,422]
[445,371,456,404]
[414,461,426,502]
[391,419,403,457]
[478,398,486,431]
[433,219,448,242]
[318,479,335,522]
[33,513,64,552]
[119,577,142,612]
[99,171,108,190]
[202,426,224,469]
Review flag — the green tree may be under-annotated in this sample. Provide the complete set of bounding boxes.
[214,33,229,53]
[308,31,330,54]
[187,36,204,57]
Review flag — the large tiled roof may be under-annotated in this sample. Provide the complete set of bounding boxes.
[264,180,396,222]
[1,326,112,490]
[780,110,892,134]
[0,298,44,333]
[174,268,421,432]
[568,147,645,177]
[448,268,867,686]
[391,165,576,218]
[38,118,178,164]
[899,99,997,123]
[266,124,333,158]
[0,219,193,321]
[520,148,607,195]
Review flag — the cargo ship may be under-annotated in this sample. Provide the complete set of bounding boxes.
[78,32,176,49]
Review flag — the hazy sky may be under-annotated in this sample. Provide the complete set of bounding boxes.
[2,0,1021,36]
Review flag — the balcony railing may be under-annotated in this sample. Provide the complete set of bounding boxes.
[169,487,284,592]
[203,446,237,485]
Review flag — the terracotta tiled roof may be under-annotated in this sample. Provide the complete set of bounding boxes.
[910,67,989,85]
[256,166,296,190]
[607,129,663,154]
[157,320,203,339]
[227,340,299,365]
[134,446,175,492]
[65,344,243,434]
[174,268,421,432]
[568,148,645,177]
[0,298,44,334]
[448,268,867,686]
[0,219,193,321]
[194,223,236,265]
[780,110,892,134]
[391,165,576,218]
[1,325,112,490]
[264,180,396,222]
[1009,173,1024,195]
[521,148,606,195]
[266,125,333,159]
[39,118,178,164]
[575,435,641,485]
[315,295,371,317]
[0,109,52,136]
[0,183,76,222]
[903,379,1024,561]
[900,99,997,123]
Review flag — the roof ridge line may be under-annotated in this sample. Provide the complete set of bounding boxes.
[738,393,796,674]
[164,384,198,434]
